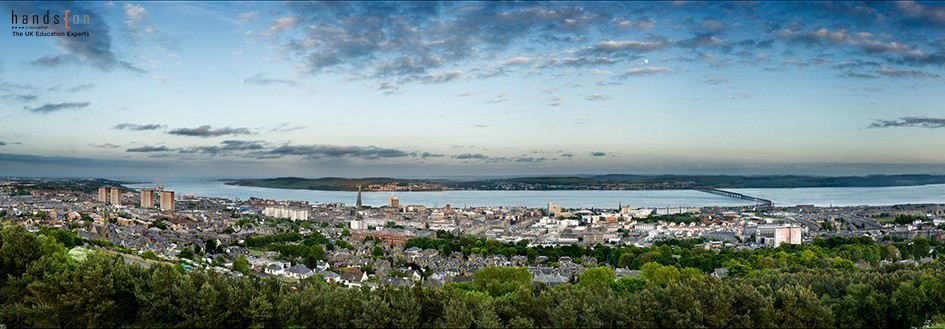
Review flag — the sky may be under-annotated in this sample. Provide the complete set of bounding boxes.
[1,1,945,178]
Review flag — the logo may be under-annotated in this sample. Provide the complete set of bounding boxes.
[11,9,91,37]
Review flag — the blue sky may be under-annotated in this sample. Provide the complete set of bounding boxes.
[1,1,944,178]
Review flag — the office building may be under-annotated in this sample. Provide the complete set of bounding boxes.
[98,187,108,203]
[389,196,400,208]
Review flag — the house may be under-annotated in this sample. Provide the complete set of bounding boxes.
[265,264,284,276]
[711,268,729,279]
[615,268,641,279]
[286,264,314,279]
[384,277,414,288]
[340,268,368,287]
[320,270,342,283]
[533,273,568,286]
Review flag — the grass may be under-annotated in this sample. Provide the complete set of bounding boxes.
[873,216,896,223]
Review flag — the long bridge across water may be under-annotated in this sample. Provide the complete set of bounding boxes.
[695,187,773,209]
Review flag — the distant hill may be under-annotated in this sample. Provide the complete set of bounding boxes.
[226,174,945,191]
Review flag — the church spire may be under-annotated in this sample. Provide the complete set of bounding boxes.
[356,185,362,212]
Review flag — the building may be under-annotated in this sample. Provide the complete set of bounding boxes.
[389,196,400,208]
[753,225,803,247]
[774,226,802,247]
[350,219,366,230]
[140,189,155,208]
[160,190,175,211]
[109,188,121,205]
[351,231,408,245]
[98,187,108,203]
[356,185,362,212]
[548,203,562,217]
[263,207,310,221]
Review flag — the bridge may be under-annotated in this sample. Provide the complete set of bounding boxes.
[695,187,773,210]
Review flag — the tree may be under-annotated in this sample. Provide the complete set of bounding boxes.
[233,255,251,274]
[613,277,646,297]
[912,237,931,259]
[579,266,615,290]
[640,262,680,286]
[178,247,195,260]
[372,246,385,258]
[304,245,325,268]
[473,267,531,297]
[205,239,219,255]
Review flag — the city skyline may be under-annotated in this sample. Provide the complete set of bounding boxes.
[2,1,945,178]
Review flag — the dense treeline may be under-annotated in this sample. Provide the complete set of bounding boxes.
[2,225,944,328]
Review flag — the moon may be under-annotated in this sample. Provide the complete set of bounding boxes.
[643,58,649,64]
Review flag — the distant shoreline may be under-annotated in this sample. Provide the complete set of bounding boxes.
[224,174,945,192]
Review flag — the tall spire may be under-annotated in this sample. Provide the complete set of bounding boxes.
[356,185,362,212]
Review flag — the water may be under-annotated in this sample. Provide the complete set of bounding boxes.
[125,179,945,208]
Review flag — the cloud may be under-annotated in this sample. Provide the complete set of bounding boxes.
[542,57,618,68]
[280,2,617,81]
[127,145,171,152]
[24,102,90,114]
[876,67,939,78]
[618,66,671,78]
[419,152,445,158]
[90,143,120,149]
[270,123,307,133]
[238,11,259,24]
[592,40,668,53]
[180,140,268,155]
[265,16,299,35]
[418,70,464,84]
[615,18,655,29]
[453,153,488,160]
[703,76,731,84]
[546,96,563,107]
[0,141,6,146]
[2,94,37,103]
[123,3,149,45]
[585,94,610,101]
[263,144,412,159]
[244,74,301,86]
[486,93,509,104]
[374,56,444,78]
[378,82,400,95]
[113,123,166,131]
[837,71,879,80]
[590,152,607,156]
[868,117,945,129]
[124,3,147,21]
[168,125,255,137]
[67,84,95,93]
[896,1,945,26]
[499,56,533,66]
